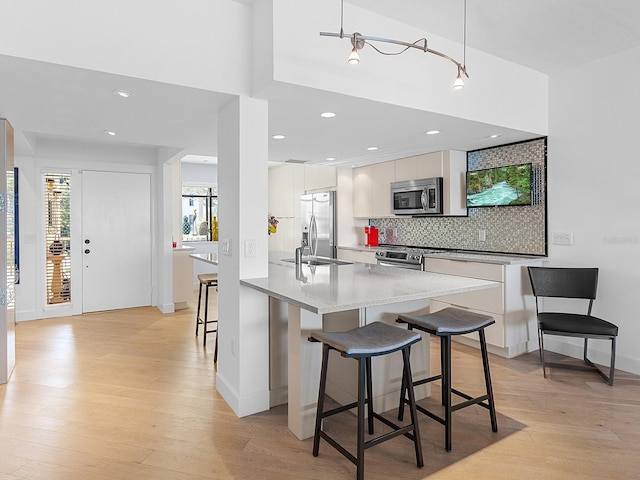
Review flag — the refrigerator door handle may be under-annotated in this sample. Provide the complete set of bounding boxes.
[310,214,318,256]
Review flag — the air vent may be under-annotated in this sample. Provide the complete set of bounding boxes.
[285,159,308,164]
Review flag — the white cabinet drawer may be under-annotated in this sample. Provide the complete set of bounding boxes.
[425,257,504,282]
[431,285,504,315]
[430,300,505,347]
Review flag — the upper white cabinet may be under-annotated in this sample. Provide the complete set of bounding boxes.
[304,164,337,192]
[395,151,443,181]
[395,150,467,216]
[353,150,467,218]
[353,162,396,218]
[268,164,304,217]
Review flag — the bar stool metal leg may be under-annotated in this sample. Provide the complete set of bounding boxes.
[479,330,498,433]
[195,282,204,336]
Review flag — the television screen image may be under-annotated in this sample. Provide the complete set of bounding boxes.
[466,163,532,207]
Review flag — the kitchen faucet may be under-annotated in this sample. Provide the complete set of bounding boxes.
[295,231,311,265]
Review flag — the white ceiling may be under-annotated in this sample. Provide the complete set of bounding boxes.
[2,1,640,167]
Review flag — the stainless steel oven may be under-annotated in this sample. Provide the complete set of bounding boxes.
[375,248,425,270]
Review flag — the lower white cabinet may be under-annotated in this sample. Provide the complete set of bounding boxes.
[337,248,377,265]
[424,257,542,358]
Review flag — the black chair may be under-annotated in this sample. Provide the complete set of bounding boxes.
[527,267,618,385]
[309,322,424,480]
[396,307,498,452]
[195,272,219,363]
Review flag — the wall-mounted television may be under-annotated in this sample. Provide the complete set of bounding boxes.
[466,163,532,207]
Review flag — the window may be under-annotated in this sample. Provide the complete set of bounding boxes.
[182,185,218,242]
[44,173,71,304]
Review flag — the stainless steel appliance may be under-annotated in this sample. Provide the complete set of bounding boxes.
[376,246,446,270]
[300,191,337,258]
[391,177,443,215]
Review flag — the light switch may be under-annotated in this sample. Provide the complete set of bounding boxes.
[221,238,232,255]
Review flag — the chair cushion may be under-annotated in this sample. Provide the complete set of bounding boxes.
[309,322,422,358]
[538,312,618,337]
[397,307,495,336]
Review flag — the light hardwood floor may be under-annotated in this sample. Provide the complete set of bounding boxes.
[1,299,639,479]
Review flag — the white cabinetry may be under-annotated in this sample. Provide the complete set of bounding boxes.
[337,248,377,264]
[394,150,467,216]
[268,164,304,253]
[424,257,542,358]
[304,164,337,191]
[172,248,194,310]
[353,150,467,218]
[352,162,396,218]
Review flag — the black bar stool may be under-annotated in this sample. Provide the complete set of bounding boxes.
[195,272,218,362]
[309,321,424,480]
[396,307,498,452]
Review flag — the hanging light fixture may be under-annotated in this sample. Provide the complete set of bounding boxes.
[320,0,469,89]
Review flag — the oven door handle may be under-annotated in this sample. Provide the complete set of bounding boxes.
[377,260,422,270]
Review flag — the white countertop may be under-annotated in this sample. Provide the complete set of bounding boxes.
[189,252,218,265]
[425,251,545,265]
[173,246,195,252]
[338,245,545,265]
[241,257,499,315]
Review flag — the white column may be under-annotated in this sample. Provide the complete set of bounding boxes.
[215,96,270,416]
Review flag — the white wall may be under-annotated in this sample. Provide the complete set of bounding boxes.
[271,0,548,135]
[0,0,253,96]
[548,44,640,374]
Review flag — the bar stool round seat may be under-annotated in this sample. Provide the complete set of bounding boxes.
[309,321,424,480]
[195,273,219,362]
[396,307,498,452]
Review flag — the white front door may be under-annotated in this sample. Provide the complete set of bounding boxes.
[82,171,151,313]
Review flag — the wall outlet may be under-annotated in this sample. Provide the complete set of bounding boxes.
[221,238,232,255]
[245,239,256,258]
[552,232,574,246]
[478,229,486,242]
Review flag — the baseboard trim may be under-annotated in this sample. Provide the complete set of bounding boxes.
[216,371,270,418]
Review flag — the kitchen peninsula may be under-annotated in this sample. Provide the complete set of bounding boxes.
[241,256,500,440]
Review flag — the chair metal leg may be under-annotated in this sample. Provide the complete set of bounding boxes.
[313,345,331,457]
[442,335,452,452]
[366,357,374,435]
[357,357,366,480]
[203,283,210,346]
[440,336,447,406]
[402,346,424,468]
[609,337,616,386]
[479,329,498,433]
[539,329,547,378]
[195,282,203,336]
[214,332,218,364]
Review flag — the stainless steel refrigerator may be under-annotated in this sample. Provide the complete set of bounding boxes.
[300,191,336,258]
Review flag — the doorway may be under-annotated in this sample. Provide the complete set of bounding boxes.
[81,171,152,313]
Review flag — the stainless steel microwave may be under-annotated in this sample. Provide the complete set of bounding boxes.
[391,177,443,215]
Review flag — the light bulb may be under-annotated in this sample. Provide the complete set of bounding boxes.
[453,72,465,89]
[348,47,360,65]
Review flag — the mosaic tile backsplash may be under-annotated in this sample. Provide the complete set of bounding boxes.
[372,138,547,255]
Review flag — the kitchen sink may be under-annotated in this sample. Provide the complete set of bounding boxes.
[281,257,353,266]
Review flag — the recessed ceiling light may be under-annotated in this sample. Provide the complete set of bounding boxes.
[272,134,286,140]
[490,134,501,138]
[104,130,116,136]
[351,164,357,168]
[112,89,132,98]
[320,112,336,118]
[367,146,378,151]
[425,130,440,135]
[326,157,336,161]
